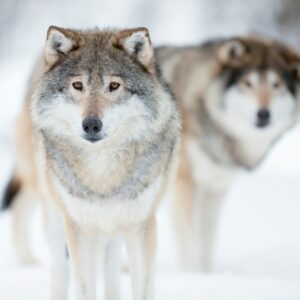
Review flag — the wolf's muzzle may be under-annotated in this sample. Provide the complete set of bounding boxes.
[82,117,102,142]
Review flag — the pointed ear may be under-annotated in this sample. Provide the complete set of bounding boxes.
[218,39,247,65]
[114,27,155,73]
[278,46,300,79]
[44,26,81,66]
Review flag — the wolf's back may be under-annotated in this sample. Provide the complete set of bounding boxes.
[1,58,45,211]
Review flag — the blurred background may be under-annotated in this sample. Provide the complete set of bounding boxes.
[0,0,300,299]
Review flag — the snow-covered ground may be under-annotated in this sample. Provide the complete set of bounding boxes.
[1,0,300,299]
[1,163,300,299]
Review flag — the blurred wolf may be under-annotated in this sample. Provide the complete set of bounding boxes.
[156,36,300,271]
[2,26,180,300]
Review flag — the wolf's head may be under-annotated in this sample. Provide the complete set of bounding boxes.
[205,37,300,140]
[32,26,172,145]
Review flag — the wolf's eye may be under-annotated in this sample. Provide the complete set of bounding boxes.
[272,81,280,89]
[109,82,120,92]
[72,81,83,91]
[245,80,252,88]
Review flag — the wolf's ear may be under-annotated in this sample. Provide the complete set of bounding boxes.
[44,26,80,66]
[278,47,300,79]
[218,39,247,64]
[114,27,155,73]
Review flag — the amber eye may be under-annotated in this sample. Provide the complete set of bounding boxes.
[109,82,120,92]
[245,80,252,88]
[72,81,83,91]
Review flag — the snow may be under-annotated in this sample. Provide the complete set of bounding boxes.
[1,0,300,299]
[1,268,300,300]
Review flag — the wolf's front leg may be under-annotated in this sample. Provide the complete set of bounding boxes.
[104,238,122,300]
[125,217,157,300]
[63,216,98,300]
[193,189,224,271]
[44,202,69,300]
[174,184,225,271]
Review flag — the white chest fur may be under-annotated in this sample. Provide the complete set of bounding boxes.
[186,136,235,194]
[51,172,163,234]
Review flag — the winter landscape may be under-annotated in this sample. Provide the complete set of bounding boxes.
[0,0,300,299]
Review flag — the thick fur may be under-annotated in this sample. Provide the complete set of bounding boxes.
[156,36,300,271]
[9,26,180,300]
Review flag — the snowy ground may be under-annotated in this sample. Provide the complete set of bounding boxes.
[1,167,300,299]
[1,0,300,298]
[1,268,300,300]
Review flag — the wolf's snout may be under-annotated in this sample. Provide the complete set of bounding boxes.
[82,117,102,142]
[256,109,270,128]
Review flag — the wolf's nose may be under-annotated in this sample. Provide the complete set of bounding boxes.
[256,109,270,128]
[82,117,102,136]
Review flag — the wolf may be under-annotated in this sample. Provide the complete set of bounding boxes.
[2,26,180,300]
[156,36,300,272]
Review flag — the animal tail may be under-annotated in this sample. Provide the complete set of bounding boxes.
[1,175,21,211]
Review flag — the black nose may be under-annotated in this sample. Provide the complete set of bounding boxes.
[82,117,102,141]
[256,109,270,128]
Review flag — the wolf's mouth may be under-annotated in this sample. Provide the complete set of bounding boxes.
[256,119,270,128]
[84,135,102,143]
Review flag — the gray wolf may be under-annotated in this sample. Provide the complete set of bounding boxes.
[156,36,300,271]
[2,26,180,300]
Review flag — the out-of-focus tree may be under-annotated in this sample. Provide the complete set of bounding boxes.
[199,0,300,49]
[274,0,300,48]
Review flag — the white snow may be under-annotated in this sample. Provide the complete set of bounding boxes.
[1,0,300,299]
